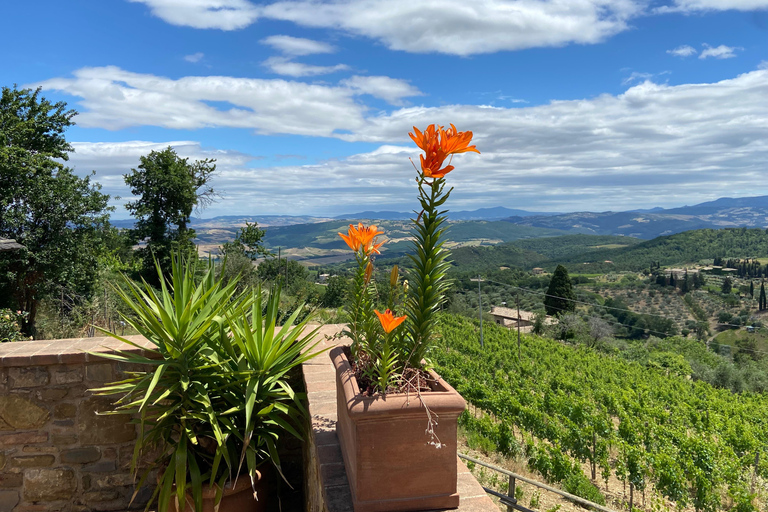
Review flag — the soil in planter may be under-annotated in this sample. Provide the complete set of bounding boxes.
[344,345,436,397]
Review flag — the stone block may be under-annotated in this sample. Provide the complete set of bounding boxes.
[93,473,133,488]
[0,432,47,446]
[82,460,116,472]
[61,447,100,464]
[51,433,77,445]
[23,468,76,500]
[53,402,77,419]
[85,363,113,382]
[7,368,48,388]
[10,455,55,468]
[37,388,67,401]
[51,366,83,385]
[0,396,49,430]
[0,491,19,512]
[0,473,22,488]
[83,490,119,502]
[78,397,135,445]
[0,455,4,470]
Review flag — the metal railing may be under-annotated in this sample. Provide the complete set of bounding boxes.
[459,453,619,512]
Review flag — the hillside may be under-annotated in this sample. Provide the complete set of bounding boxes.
[196,219,570,265]
[447,234,641,273]
[558,228,768,272]
[505,194,768,239]
[435,314,768,512]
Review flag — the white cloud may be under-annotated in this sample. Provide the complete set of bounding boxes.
[33,66,370,136]
[184,52,205,63]
[340,76,423,106]
[667,45,697,57]
[262,57,349,77]
[261,35,336,56]
[128,0,259,30]
[259,0,643,56]
[69,69,768,216]
[622,71,654,85]
[699,44,742,60]
[659,0,768,13]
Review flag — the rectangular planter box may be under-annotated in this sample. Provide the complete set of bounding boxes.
[330,346,466,512]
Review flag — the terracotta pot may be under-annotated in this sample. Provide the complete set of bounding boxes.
[166,470,271,512]
[330,346,466,512]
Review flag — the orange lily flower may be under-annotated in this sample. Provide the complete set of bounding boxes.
[409,124,480,178]
[339,222,385,255]
[375,309,407,334]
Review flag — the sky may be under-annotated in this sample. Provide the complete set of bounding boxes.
[3,0,767,219]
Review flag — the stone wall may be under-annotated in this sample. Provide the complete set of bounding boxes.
[0,336,156,512]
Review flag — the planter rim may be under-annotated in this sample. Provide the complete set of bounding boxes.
[330,345,466,419]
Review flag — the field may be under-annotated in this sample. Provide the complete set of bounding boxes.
[435,314,768,512]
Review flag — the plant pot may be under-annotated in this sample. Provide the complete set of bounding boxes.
[166,469,272,512]
[330,346,466,512]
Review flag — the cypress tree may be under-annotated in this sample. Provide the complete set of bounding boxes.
[544,265,576,317]
[750,281,754,298]
[761,282,766,311]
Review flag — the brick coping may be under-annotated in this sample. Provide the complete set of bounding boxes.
[303,324,499,512]
[0,335,154,367]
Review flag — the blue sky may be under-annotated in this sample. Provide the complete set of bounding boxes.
[3,0,767,218]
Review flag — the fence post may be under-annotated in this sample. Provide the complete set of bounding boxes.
[507,475,516,512]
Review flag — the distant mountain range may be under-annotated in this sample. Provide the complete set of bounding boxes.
[334,206,557,221]
[504,195,768,239]
[110,195,768,245]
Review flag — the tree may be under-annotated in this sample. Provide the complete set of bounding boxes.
[220,222,272,261]
[760,282,766,311]
[750,280,754,298]
[721,277,733,294]
[124,147,216,284]
[544,265,576,316]
[257,257,309,291]
[0,86,111,336]
[681,271,690,294]
[587,316,613,347]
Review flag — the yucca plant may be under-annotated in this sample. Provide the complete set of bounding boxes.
[92,252,322,511]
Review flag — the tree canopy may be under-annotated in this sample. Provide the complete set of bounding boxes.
[0,86,111,335]
[544,264,576,316]
[124,147,216,284]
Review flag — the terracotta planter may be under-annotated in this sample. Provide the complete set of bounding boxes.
[167,469,271,512]
[330,346,466,512]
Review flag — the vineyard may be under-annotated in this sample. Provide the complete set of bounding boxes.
[434,314,768,512]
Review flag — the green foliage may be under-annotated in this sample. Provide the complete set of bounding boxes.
[257,257,309,293]
[221,221,272,261]
[404,177,453,367]
[321,275,347,308]
[544,265,576,316]
[0,86,111,336]
[92,253,322,511]
[557,228,768,273]
[124,147,216,285]
[0,309,26,342]
[434,314,768,512]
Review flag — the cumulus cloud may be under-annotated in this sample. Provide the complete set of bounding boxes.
[127,0,259,30]
[699,44,742,59]
[69,69,768,215]
[262,57,349,77]
[184,52,205,63]
[261,35,336,56]
[33,66,371,136]
[33,67,423,132]
[667,45,697,57]
[259,0,643,56]
[340,76,423,106]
